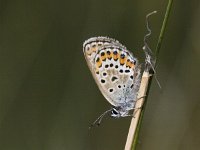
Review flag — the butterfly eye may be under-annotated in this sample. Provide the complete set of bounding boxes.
[111,108,120,118]
[112,109,118,115]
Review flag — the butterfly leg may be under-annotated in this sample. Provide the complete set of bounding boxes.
[132,107,142,117]
[123,107,142,118]
[128,96,148,118]
[136,95,146,101]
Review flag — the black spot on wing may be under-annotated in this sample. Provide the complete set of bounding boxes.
[101,79,105,83]
[101,52,105,56]
[109,89,113,92]
[103,72,107,76]
[111,76,118,82]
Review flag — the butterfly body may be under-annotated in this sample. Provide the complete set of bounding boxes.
[83,37,141,118]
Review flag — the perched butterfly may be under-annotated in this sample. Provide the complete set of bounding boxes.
[83,11,159,127]
[83,37,141,126]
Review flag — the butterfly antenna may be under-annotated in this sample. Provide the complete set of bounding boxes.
[144,11,157,55]
[89,108,113,129]
[143,11,161,89]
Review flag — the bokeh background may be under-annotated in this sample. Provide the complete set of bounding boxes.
[0,0,199,150]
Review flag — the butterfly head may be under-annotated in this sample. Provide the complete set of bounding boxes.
[111,107,129,118]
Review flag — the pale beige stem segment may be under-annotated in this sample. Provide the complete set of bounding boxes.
[124,71,152,150]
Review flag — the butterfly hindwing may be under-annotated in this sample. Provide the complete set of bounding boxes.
[94,45,141,108]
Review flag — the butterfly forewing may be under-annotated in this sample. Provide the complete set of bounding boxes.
[83,37,124,69]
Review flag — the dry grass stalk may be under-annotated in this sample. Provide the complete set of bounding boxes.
[124,71,151,150]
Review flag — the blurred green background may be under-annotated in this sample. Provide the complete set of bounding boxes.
[0,0,199,150]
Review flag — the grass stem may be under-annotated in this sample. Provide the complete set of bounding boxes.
[124,0,174,149]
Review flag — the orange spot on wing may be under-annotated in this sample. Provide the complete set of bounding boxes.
[95,68,99,74]
[95,58,102,68]
[107,51,112,59]
[120,58,125,65]
[85,47,93,55]
[130,61,135,69]
[120,56,127,65]
[95,70,99,74]
[110,52,113,59]
[126,59,131,68]
[91,47,97,53]
[113,51,120,60]
[101,54,107,61]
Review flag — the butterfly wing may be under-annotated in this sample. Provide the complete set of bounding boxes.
[83,37,125,70]
[83,37,141,109]
[93,45,141,108]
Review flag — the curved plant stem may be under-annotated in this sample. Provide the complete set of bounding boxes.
[124,0,174,150]
[155,0,174,65]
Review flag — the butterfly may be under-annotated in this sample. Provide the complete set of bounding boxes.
[83,37,142,126]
